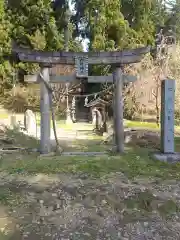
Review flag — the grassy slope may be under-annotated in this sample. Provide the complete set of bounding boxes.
[2,147,180,180]
[0,121,180,239]
[126,120,180,131]
[0,121,180,180]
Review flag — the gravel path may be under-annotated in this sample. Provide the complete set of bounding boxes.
[25,126,78,140]
[0,173,180,239]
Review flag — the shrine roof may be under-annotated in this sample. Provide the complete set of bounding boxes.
[85,98,108,107]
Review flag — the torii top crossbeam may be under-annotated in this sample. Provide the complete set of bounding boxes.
[12,46,150,65]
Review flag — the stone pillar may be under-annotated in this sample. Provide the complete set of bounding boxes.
[161,79,175,154]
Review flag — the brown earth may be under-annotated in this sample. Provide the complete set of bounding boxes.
[0,172,179,239]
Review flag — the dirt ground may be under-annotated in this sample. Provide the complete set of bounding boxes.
[0,172,180,239]
[0,120,180,239]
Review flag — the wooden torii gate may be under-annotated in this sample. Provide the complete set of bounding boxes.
[13,46,150,154]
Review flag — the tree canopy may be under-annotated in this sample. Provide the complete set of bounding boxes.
[0,0,177,90]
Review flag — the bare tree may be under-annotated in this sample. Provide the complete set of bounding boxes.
[50,64,81,115]
[151,30,175,125]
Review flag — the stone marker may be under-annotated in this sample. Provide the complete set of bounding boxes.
[24,109,37,136]
[153,79,180,163]
[92,108,102,129]
[161,79,175,153]
[10,115,17,129]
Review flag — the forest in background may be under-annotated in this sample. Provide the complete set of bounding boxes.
[0,0,179,119]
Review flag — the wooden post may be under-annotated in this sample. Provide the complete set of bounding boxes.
[113,67,124,153]
[40,67,51,154]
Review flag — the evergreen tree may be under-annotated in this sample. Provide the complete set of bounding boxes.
[0,0,13,90]
[73,0,141,51]
[7,0,82,75]
[121,0,155,44]
[165,0,179,41]
[0,0,177,94]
